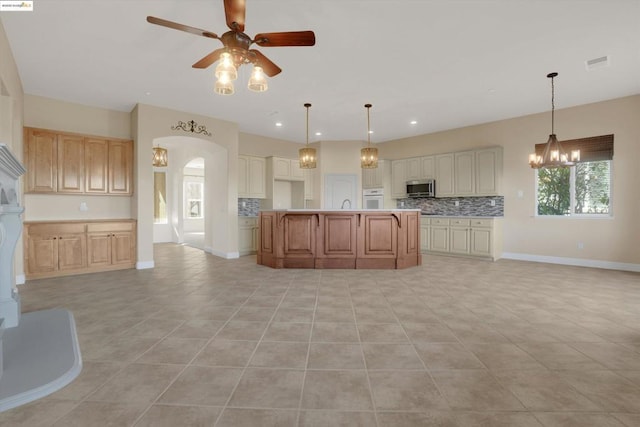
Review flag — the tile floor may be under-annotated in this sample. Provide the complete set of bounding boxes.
[2,243,640,426]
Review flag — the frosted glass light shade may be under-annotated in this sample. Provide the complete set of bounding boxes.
[248,66,268,92]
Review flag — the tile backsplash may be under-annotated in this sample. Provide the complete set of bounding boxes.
[396,196,504,216]
[238,198,260,216]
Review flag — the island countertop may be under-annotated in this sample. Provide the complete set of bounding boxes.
[257,210,421,270]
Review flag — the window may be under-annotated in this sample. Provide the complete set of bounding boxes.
[184,181,204,219]
[537,160,611,215]
[154,171,167,224]
[536,134,613,217]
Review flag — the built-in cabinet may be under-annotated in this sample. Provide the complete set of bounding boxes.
[24,127,133,195]
[238,155,266,198]
[24,220,136,279]
[238,217,258,255]
[362,160,388,189]
[391,147,502,199]
[272,157,304,181]
[420,216,501,260]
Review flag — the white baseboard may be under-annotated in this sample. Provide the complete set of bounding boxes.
[136,261,155,270]
[15,274,25,285]
[207,248,240,259]
[501,252,640,273]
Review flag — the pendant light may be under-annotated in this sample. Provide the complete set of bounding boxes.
[529,72,580,168]
[299,103,317,169]
[361,103,378,169]
[248,66,268,92]
[152,145,168,167]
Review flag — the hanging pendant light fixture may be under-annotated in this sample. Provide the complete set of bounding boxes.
[152,145,168,167]
[529,72,580,168]
[361,103,378,169]
[299,103,317,169]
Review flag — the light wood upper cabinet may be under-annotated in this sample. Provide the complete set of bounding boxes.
[108,140,132,194]
[25,128,57,193]
[238,155,266,199]
[57,134,85,193]
[24,127,133,195]
[85,138,109,193]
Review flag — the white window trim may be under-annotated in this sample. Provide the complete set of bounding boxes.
[534,160,613,218]
[184,180,204,220]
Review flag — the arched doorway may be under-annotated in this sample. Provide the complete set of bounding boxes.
[182,157,205,249]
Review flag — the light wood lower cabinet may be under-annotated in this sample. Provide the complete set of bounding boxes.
[25,220,136,279]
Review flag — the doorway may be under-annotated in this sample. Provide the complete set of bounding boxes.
[324,174,358,209]
[182,157,205,249]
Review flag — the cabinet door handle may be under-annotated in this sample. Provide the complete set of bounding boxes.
[53,237,57,240]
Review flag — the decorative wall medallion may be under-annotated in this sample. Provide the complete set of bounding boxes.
[171,120,212,136]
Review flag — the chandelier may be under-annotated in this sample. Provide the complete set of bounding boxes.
[361,103,378,169]
[299,103,317,169]
[152,145,168,167]
[529,72,580,168]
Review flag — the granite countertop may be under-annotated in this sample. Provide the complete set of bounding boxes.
[262,209,422,212]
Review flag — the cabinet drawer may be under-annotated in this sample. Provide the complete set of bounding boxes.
[87,221,134,233]
[239,217,257,227]
[470,219,493,228]
[430,218,449,226]
[420,217,430,226]
[27,223,86,235]
[450,219,470,227]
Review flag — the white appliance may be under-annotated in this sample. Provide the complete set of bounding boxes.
[363,188,384,209]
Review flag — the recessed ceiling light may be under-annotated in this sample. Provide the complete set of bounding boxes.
[410,120,417,125]
[368,130,374,134]
[488,88,496,93]
[315,132,322,136]
[275,122,283,127]
[145,91,151,96]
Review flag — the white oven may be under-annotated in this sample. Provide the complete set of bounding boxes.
[363,188,384,209]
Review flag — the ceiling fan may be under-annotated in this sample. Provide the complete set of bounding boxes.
[147,0,316,94]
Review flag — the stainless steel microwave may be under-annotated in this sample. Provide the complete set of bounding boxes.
[406,179,435,198]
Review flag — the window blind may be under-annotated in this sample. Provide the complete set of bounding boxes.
[535,134,614,162]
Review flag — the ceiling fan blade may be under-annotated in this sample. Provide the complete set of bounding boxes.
[193,48,227,69]
[250,50,282,77]
[224,0,246,32]
[147,16,218,39]
[253,31,316,47]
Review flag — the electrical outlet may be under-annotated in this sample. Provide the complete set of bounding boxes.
[79,202,88,212]
[454,201,460,207]
[517,190,524,198]
[490,199,496,207]
[577,242,585,249]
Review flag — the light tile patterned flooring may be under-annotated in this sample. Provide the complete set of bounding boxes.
[2,243,640,426]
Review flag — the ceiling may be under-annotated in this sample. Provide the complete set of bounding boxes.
[2,1,639,143]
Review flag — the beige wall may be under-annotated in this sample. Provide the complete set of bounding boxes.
[133,104,239,265]
[239,132,300,158]
[378,95,640,267]
[0,20,25,284]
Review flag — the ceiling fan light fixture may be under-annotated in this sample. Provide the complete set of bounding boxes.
[215,52,238,81]
[248,66,268,92]
[214,78,234,96]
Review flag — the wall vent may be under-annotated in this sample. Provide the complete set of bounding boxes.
[585,55,610,70]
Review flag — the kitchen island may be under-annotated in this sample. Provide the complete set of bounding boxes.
[257,209,421,269]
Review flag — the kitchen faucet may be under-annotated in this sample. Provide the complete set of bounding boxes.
[341,199,351,209]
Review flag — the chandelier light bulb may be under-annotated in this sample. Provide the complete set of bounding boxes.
[215,52,237,81]
[248,66,268,92]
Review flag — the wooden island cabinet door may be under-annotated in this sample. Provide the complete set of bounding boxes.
[315,213,357,269]
[356,213,398,269]
[278,213,316,268]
